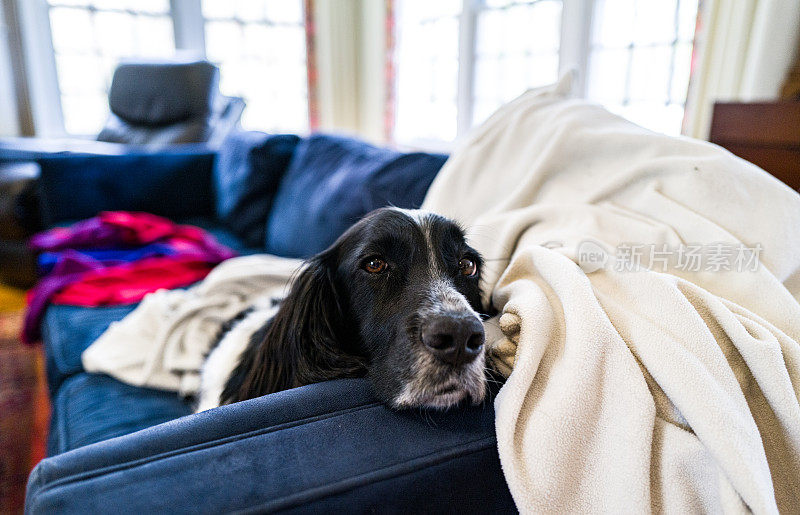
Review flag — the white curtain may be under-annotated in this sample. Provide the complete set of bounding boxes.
[0,5,21,136]
[684,0,800,139]
[312,0,388,143]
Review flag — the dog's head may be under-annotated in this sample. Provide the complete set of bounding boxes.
[229,208,487,409]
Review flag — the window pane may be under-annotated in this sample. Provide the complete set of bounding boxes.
[49,8,94,53]
[235,0,267,22]
[94,11,136,57]
[201,1,236,19]
[394,0,460,142]
[201,0,309,132]
[48,0,90,6]
[632,0,677,46]
[586,48,628,104]
[55,54,105,95]
[592,0,635,48]
[47,1,175,135]
[670,42,693,104]
[61,93,109,135]
[587,0,699,135]
[264,0,304,24]
[472,0,562,126]
[629,46,672,102]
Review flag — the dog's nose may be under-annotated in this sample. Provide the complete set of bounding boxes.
[421,315,485,366]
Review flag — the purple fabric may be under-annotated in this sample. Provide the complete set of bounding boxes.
[37,244,178,275]
[30,218,140,251]
[24,252,109,343]
[24,212,237,344]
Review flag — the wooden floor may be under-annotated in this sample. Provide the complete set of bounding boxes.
[0,299,49,515]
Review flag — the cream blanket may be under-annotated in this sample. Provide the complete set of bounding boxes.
[82,254,302,395]
[422,80,800,513]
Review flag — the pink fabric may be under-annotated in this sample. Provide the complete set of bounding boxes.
[23,212,236,344]
[50,256,214,306]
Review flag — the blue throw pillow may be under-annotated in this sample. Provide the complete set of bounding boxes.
[214,131,301,247]
[214,131,300,247]
[37,151,215,227]
[265,134,448,258]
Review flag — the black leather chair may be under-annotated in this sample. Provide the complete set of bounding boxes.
[96,59,244,148]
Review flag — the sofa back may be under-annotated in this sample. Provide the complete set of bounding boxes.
[217,131,448,258]
[29,132,449,258]
[38,150,216,228]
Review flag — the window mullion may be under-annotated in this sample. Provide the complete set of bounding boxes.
[558,0,594,97]
[15,0,64,136]
[170,0,205,54]
[456,0,477,137]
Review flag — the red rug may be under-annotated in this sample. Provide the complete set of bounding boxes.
[0,311,49,515]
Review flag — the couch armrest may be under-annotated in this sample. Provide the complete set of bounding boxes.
[37,151,216,227]
[25,378,514,513]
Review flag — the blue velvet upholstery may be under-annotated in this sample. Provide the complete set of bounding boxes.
[42,304,137,395]
[213,132,301,247]
[27,379,514,513]
[265,134,448,258]
[37,151,215,226]
[178,217,263,256]
[48,373,192,456]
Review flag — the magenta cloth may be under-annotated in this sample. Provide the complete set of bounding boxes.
[23,212,237,344]
[30,211,177,251]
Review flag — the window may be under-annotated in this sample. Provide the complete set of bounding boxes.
[586,0,698,135]
[472,0,562,125]
[394,1,461,143]
[33,0,310,136]
[394,0,699,144]
[201,0,309,133]
[46,0,174,135]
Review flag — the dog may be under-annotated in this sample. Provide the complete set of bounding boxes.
[197,207,488,411]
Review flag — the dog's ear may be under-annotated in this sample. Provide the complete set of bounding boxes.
[221,253,366,404]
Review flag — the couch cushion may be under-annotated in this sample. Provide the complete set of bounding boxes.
[178,217,262,256]
[265,134,448,258]
[213,131,300,247]
[42,304,137,395]
[48,373,192,456]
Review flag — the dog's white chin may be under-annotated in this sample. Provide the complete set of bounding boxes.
[392,376,487,410]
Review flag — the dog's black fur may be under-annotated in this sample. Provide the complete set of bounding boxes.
[219,208,486,408]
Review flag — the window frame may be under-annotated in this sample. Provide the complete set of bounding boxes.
[16,0,312,137]
[395,0,697,148]
[395,0,596,148]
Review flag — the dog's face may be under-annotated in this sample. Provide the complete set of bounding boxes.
[224,208,487,410]
[320,208,487,408]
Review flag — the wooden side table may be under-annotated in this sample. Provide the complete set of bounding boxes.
[709,101,800,191]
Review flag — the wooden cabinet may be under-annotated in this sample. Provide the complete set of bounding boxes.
[709,102,800,191]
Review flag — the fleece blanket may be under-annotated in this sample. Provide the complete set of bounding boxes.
[82,254,302,395]
[422,78,800,513]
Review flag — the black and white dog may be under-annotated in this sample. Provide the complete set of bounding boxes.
[197,208,488,411]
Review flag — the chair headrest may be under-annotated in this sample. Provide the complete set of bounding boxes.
[108,60,219,126]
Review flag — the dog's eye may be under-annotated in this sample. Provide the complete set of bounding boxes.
[458,257,477,277]
[363,257,388,274]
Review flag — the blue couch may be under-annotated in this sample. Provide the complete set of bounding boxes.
[24,132,516,513]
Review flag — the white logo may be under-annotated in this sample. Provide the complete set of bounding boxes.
[576,239,608,273]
